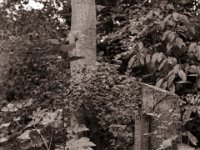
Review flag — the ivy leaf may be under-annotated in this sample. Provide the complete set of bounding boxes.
[178,70,187,82]
[177,143,195,150]
[187,131,198,146]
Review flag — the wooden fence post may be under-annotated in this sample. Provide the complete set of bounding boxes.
[134,83,181,150]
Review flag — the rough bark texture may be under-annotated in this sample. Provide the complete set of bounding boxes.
[134,83,181,150]
[70,0,96,79]
[141,83,180,150]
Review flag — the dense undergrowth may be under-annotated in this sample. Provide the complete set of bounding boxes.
[0,0,200,149]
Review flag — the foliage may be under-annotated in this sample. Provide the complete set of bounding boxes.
[67,63,141,149]
[1,0,200,149]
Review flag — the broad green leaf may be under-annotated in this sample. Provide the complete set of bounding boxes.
[178,70,187,82]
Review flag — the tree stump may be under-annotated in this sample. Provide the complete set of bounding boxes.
[134,83,181,150]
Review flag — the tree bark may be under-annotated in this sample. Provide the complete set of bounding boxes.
[69,0,96,133]
[70,0,96,79]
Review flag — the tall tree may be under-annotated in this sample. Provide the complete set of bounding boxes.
[69,0,96,131]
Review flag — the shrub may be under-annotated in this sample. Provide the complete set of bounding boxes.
[67,63,142,150]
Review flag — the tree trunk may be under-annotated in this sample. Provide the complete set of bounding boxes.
[69,0,96,134]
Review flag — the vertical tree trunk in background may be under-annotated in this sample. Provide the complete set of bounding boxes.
[69,0,96,133]
[70,0,96,77]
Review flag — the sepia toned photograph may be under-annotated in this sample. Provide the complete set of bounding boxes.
[0,0,200,149]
